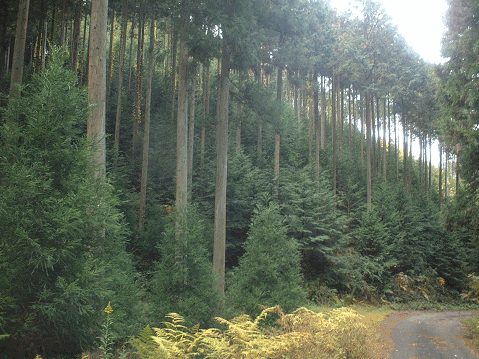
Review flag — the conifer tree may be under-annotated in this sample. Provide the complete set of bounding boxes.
[228,200,305,316]
[0,51,142,356]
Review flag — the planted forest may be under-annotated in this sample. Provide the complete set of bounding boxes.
[1,0,479,357]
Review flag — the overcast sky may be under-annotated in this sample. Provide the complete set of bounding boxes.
[330,0,449,64]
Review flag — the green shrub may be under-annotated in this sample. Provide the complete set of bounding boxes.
[227,200,306,317]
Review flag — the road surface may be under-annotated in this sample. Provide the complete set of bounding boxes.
[380,311,479,359]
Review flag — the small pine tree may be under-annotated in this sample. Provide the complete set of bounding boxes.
[227,200,306,317]
[150,205,220,327]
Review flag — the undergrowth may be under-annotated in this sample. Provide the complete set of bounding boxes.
[132,306,385,359]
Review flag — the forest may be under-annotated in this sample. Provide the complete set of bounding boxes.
[1,0,479,357]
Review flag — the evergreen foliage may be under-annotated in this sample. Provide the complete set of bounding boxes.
[280,165,347,282]
[227,200,306,317]
[150,205,220,327]
[0,50,143,357]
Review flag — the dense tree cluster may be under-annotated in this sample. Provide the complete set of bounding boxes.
[0,0,476,356]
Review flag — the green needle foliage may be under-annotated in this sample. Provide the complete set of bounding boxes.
[150,204,220,328]
[227,200,306,317]
[280,165,348,282]
[0,50,142,357]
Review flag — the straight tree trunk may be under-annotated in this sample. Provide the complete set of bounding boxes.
[79,10,89,85]
[139,10,155,231]
[235,74,243,153]
[403,112,408,189]
[114,0,129,166]
[106,5,116,106]
[188,62,198,198]
[88,0,108,178]
[71,0,82,73]
[331,74,337,193]
[200,63,210,167]
[127,13,136,90]
[9,0,30,104]
[213,46,230,296]
[312,70,319,166]
[132,11,145,155]
[274,66,283,195]
[170,29,178,122]
[360,93,365,160]
[175,1,189,213]
[366,95,372,208]
[348,86,352,152]
[321,76,326,149]
[439,145,443,208]
[382,98,387,180]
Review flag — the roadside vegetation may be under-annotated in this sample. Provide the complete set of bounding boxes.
[2,0,479,357]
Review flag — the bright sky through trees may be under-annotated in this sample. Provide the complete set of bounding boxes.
[331,0,448,64]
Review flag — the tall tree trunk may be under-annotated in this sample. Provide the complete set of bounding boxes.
[371,97,376,178]
[439,145,443,208]
[139,10,155,231]
[312,70,319,167]
[170,29,178,122]
[88,0,108,178]
[321,76,327,150]
[106,4,116,107]
[366,94,372,208]
[274,66,283,195]
[71,0,82,73]
[9,0,30,104]
[235,74,243,153]
[188,62,198,198]
[360,93,365,160]
[114,0,129,166]
[428,136,432,188]
[314,73,320,181]
[60,0,66,46]
[382,98,387,180]
[175,1,189,213]
[348,86,352,152]
[79,10,89,85]
[403,112,408,189]
[332,73,337,193]
[213,46,230,297]
[444,151,449,200]
[200,63,210,168]
[127,12,136,90]
[132,11,144,157]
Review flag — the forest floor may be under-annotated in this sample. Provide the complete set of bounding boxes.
[374,310,479,358]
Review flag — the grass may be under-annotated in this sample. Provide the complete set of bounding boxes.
[464,314,479,350]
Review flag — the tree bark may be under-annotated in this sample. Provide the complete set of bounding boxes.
[9,0,30,104]
[71,0,82,73]
[106,4,115,106]
[170,29,178,122]
[213,46,230,296]
[127,13,136,90]
[175,0,189,213]
[200,63,210,168]
[113,0,129,167]
[332,74,337,193]
[366,94,372,209]
[132,10,145,157]
[320,76,326,149]
[274,66,283,195]
[188,62,198,198]
[139,10,155,231]
[87,0,108,179]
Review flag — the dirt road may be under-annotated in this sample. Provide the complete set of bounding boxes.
[380,311,478,359]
